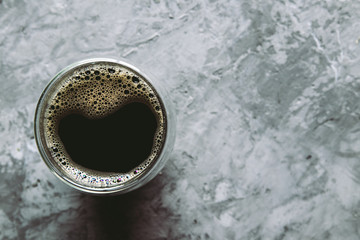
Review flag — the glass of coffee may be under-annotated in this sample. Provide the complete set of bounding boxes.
[34,58,175,195]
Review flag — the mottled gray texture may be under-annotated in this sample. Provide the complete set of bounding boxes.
[1,0,360,239]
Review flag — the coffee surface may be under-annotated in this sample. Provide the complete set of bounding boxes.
[59,102,157,173]
[43,62,166,187]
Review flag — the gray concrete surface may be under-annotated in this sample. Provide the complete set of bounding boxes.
[1,0,360,239]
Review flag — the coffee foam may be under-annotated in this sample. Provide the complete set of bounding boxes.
[43,62,166,187]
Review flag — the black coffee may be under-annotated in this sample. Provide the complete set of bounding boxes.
[42,62,166,186]
[59,102,157,172]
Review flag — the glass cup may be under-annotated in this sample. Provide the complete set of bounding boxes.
[34,58,176,195]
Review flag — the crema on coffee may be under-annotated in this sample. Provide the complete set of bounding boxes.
[41,61,167,188]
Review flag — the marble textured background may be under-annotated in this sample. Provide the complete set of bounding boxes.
[1,0,360,239]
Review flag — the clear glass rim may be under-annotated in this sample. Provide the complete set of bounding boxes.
[34,58,175,195]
